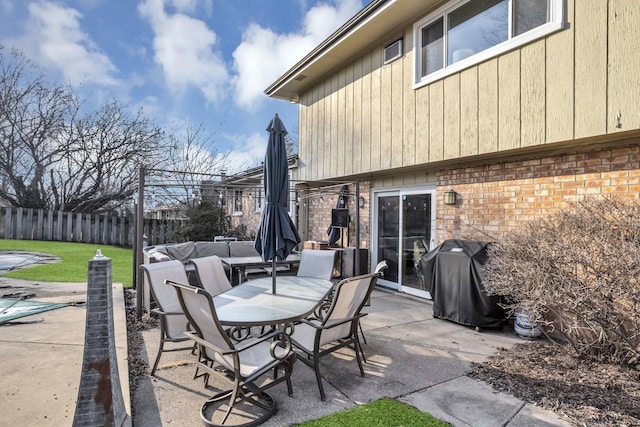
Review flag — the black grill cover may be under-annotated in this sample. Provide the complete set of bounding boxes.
[419,239,505,328]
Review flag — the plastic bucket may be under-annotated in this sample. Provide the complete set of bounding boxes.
[514,310,542,339]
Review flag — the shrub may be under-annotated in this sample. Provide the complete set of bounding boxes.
[173,202,230,242]
[228,223,255,241]
[483,197,640,366]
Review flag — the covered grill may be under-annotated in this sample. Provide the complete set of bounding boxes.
[419,239,505,328]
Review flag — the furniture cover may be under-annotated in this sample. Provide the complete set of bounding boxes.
[419,239,505,328]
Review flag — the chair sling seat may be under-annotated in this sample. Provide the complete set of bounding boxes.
[213,340,291,378]
[188,255,232,296]
[297,249,336,280]
[139,260,193,376]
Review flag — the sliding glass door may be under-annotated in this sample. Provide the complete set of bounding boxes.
[373,188,436,298]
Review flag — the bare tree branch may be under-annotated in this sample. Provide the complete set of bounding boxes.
[484,197,640,366]
[0,46,229,216]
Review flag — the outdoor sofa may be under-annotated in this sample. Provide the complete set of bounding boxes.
[143,240,267,284]
[143,240,260,264]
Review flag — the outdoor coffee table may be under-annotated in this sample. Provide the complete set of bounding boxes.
[220,254,301,285]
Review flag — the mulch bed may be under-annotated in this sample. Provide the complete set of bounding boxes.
[467,340,640,427]
[124,290,155,400]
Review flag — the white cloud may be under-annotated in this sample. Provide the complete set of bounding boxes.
[225,132,268,173]
[133,95,162,118]
[303,0,361,39]
[168,0,196,14]
[231,0,362,111]
[139,0,228,104]
[15,1,118,87]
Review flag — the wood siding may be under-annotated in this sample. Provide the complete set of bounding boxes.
[296,0,640,182]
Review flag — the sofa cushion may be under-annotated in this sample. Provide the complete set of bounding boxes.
[154,245,168,255]
[195,241,230,258]
[149,251,171,263]
[229,241,260,257]
[164,241,196,263]
[144,248,171,263]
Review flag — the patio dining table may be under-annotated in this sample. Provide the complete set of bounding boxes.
[212,275,332,328]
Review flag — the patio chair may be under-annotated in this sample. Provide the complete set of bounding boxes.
[367,259,388,308]
[289,272,379,400]
[354,259,389,356]
[139,260,193,376]
[187,256,232,296]
[165,279,295,426]
[374,259,389,275]
[296,249,336,280]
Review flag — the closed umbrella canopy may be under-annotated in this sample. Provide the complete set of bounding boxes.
[254,113,301,293]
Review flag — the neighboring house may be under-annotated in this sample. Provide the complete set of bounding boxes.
[221,155,299,237]
[266,0,640,298]
[144,203,187,221]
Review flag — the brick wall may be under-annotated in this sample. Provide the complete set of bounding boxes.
[306,192,331,242]
[228,194,262,238]
[305,181,371,249]
[436,142,640,243]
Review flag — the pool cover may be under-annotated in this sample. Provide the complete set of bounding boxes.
[0,298,68,324]
[0,253,43,272]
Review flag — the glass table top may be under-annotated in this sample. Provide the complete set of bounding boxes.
[213,276,333,326]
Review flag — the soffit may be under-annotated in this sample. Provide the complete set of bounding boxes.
[265,0,441,102]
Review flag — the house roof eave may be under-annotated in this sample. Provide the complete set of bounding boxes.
[265,0,438,102]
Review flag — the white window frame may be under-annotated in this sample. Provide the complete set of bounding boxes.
[371,185,437,300]
[255,185,264,213]
[413,0,565,88]
[232,190,243,215]
[288,171,294,216]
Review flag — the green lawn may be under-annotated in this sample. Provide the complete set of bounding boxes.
[0,239,133,287]
[296,399,450,427]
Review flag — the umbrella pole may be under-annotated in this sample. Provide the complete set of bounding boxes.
[272,258,277,293]
[272,240,277,293]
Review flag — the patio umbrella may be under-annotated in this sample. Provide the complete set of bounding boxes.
[254,113,302,293]
[327,185,349,245]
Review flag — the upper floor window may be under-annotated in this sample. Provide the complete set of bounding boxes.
[414,0,564,86]
[232,190,243,215]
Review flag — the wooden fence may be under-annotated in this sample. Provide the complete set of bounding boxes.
[0,207,183,247]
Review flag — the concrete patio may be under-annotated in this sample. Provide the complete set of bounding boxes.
[0,273,571,426]
[132,287,571,427]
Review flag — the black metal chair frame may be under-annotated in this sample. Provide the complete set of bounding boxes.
[166,279,295,427]
[290,273,379,400]
[359,260,388,347]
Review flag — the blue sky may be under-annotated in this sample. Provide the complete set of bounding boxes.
[0,0,366,172]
